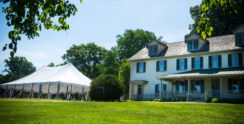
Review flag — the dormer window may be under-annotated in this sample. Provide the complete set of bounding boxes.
[149,45,158,55]
[187,39,199,51]
[235,32,244,46]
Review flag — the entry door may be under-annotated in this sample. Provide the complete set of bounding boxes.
[137,85,143,100]
[211,79,220,98]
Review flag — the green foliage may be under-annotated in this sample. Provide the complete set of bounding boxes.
[47,62,55,67]
[1,0,80,56]
[205,96,211,103]
[89,74,123,101]
[101,50,120,75]
[116,29,162,60]
[62,43,107,79]
[190,0,244,39]
[0,56,36,83]
[212,98,219,103]
[118,59,130,95]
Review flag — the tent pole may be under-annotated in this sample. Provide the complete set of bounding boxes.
[4,85,8,98]
[31,83,34,98]
[70,85,72,100]
[82,86,84,101]
[66,85,69,100]
[48,83,51,99]
[56,82,60,100]
[38,84,42,99]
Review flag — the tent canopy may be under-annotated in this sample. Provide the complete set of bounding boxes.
[0,63,91,94]
[2,63,91,86]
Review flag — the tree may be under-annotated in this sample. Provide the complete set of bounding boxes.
[116,29,162,60]
[3,56,36,83]
[101,50,120,76]
[1,0,81,56]
[89,74,123,101]
[192,0,244,39]
[118,59,130,96]
[62,43,107,79]
[47,62,55,67]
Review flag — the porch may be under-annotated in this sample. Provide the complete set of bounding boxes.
[130,68,244,101]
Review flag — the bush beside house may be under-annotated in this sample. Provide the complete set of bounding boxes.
[89,74,123,101]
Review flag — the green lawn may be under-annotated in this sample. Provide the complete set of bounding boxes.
[0,99,243,124]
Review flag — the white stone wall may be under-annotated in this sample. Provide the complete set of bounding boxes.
[130,51,244,95]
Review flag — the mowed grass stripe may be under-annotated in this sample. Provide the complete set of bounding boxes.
[0,98,243,124]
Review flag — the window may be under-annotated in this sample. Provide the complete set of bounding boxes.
[228,53,242,67]
[155,84,159,93]
[180,59,185,70]
[176,81,187,93]
[149,45,158,55]
[192,57,203,69]
[187,39,199,51]
[177,58,187,71]
[191,80,204,93]
[235,32,244,46]
[212,56,218,68]
[209,55,221,68]
[136,62,146,73]
[156,60,167,72]
[228,78,244,93]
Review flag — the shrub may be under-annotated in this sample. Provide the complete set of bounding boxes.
[153,99,160,102]
[89,74,123,101]
[211,98,219,103]
[205,96,211,103]
[180,97,186,101]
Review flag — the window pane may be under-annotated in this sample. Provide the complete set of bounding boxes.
[212,55,218,68]
[193,40,199,50]
[153,45,158,54]
[232,54,239,67]
[139,62,144,72]
[194,57,200,69]
[179,83,184,93]
[159,61,164,71]
[179,59,185,70]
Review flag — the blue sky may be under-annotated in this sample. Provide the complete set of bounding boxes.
[0,0,201,73]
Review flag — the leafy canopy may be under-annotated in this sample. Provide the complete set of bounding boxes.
[194,0,244,39]
[62,43,107,79]
[1,56,36,83]
[116,29,162,60]
[1,0,81,56]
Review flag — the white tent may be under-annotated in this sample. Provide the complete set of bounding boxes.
[0,63,91,99]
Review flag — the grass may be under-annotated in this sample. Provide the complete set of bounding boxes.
[0,98,243,124]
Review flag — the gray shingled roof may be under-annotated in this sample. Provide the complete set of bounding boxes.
[159,67,244,80]
[128,34,244,61]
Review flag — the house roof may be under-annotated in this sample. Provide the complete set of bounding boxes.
[128,34,244,62]
[159,67,244,80]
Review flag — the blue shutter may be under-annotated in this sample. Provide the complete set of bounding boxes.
[176,59,179,70]
[228,54,232,67]
[185,81,188,92]
[164,60,167,71]
[176,81,179,93]
[143,62,146,72]
[218,55,222,68]
[200,57,203,69]
[136,63,139,73]
[184,58,187,70]
[209,56,212,68]
[156,61,159,72]
[200,80,204,93]
[239,53,243,66]
[192,58,194,69]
